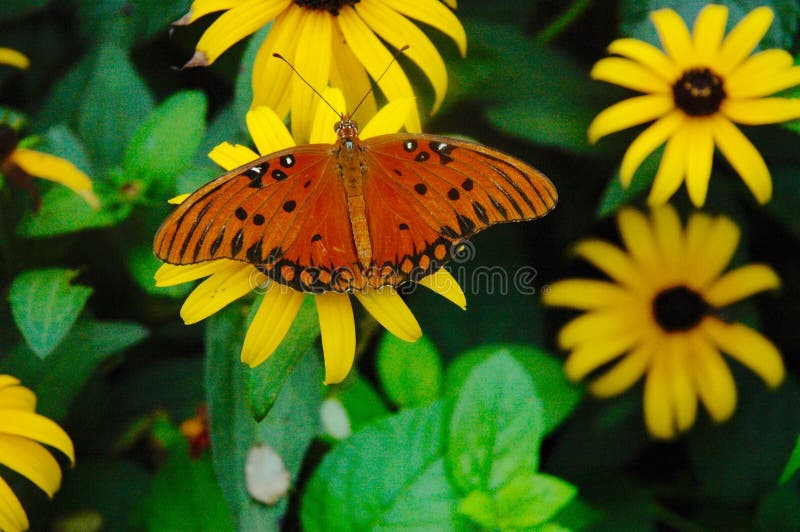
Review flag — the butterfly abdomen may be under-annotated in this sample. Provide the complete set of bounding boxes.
[337,138,373,269]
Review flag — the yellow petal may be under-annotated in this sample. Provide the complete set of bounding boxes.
[649,204,683,276]
[168,193,191,205]
[588,94,674,144]
[646,121,690,206]
[725,49,796,98]
[338,7,420,133]
[246,106,296,156]
[291,10,333,143]
[251,5,302,115]
[563,329,643,382]
[0,47,30,70]
[620,110,684,187]
[705,263,780,307]
[688,331,736,422]
[722,97,800,125]
[208,142,259,171]
[606,38,679,82]
[716,6,774,74]
[180,262,254,324]
[10,149,98,209]
[191,0,287,66]
[711,115,771,204]
[684,118,715,207]
[380,0,467,57]
[643,344,676,439]
[174,0,243,25]
[571,239,646,290]
[702,318,785,387]
[154,261,233,287]
[541,279,633,309]
[309,87,346,145]
[692,214,739,288]
[315,292,356,384]
[664,335,696,432]
[589,340,653,397]
[241,284,305,367]
[417,268,467,310]
[354,287,422,342]
[650,9,694,68]
[617,207,661,277]
[0,434,62,497]
[558,307,647,349]
[692,4,728,64]
[683,212,713,282]
[0,475,28,532]
[0,376,21,390]
[0,410,74,464]
[0,382,35,412]
[359,97,415,139]
[591,57,671,94]
[356,0,448,112]
[330,25,377,125]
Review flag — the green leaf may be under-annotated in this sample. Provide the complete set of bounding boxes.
[78,43,154,170]
[16,183,133,237]
[205,305,322,529]
[596,146,662,217]
[131,418,235,530]
[245,295,320,421]
[494,473,577,529]
[447,352,545,494]
[780,435,800,484]
[331,373,389,433]
[0,0,48,20]
[756,485,800,531]
[302,402,460,531]
[123,91,207,193]
[127,244,193,298]
[38,123,93,176]
[445,345,582,435]
[8,268,92,358]
[376,333,442,408]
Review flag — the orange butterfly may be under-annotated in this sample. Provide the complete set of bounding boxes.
[154,114,557,294]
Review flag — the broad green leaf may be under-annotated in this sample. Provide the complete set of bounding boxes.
[332,373,389,433]
[376,333,442,408]
[9,268,92,358]
[37,124,93,176]
[302,402,460,531]
[447,352,545,494]
[779,435,800,484]
[756,485,800,531]
[123,91,207,193]
[78,43,154,170]
[0,320,148,420]
[131,418,234,530]
[16,183,133,237]
[206,305,322,529]
[445,345,582,435]
[127,244,193,298]
[245,295,320,421]
[36,53,95,130]
[596,146,662,217]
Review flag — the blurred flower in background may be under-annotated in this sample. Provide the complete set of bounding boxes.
[174,0,466,142]
[155,89,466,384]
[588,5,800,206]
[543,205,785,439]
[0,47,29,69]
[0,376,74,532]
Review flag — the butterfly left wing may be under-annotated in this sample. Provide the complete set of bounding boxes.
[361,133,557,283]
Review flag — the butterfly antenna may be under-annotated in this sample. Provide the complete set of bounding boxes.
[272,53,341,117]
[351,45,410,117]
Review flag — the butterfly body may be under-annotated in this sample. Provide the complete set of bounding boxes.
[154,116,557,293]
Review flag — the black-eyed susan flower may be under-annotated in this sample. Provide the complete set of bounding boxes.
[0,47,29,70]
[0,125,99,210]
[589,5,800,207]
[0,375,74,532]
[155,89,466,384]
[174,0,466,142]
[543,205,784,439]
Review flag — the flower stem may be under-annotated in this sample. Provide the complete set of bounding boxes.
[535,0,594,44]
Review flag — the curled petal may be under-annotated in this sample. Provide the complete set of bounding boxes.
[418,268,466,310]
[0,411,74,464]
[0,476,28,532]
[0,47,30,70]
[155,261,232,287]
[354,287,422,342]
[0,434,62,497]
[10,149,98,209]
[174,0,243,25]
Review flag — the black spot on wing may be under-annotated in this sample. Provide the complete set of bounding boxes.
[246,240,263,263]
[231,229,244,256]
[456,214,475,235]
[210,229,225,257]
[472,201,490,224]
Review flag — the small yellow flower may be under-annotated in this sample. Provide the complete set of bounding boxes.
[543,205,784,439]
[589,5,800,207]
[174,0,466,142]
[0,375,74,532]
[0,47,29,70]
[155,88,466,384]
[0,125,99,210]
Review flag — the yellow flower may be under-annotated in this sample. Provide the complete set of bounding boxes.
[155,88,466,384]
[543,205,784,439]
[588,5,800,207]
[0,47,29,70]
[0,125,99,210]
[0,375,74,532]
[174,0,466,142]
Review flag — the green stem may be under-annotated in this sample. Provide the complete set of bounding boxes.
[535,0,594,45]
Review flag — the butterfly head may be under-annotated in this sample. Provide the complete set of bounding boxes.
[334,114,359,141]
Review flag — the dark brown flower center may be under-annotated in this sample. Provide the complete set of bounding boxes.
[672,68,726,116]
[294,0,358,15]
[0,124,19,163]
[652,285,709,332]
